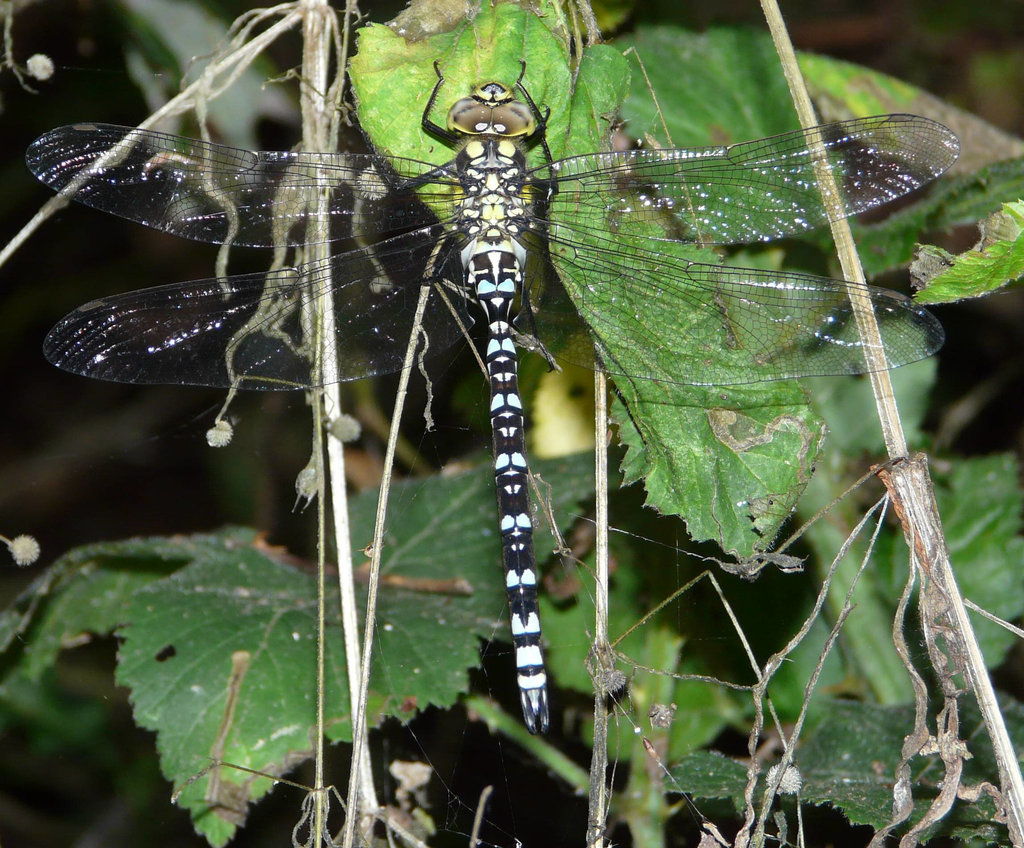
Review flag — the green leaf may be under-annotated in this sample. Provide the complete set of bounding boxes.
[800,51,952,118]
[797,699,915,826]
[351,1,577,167]
[806,357,937,456]
[115,533,328,847]
[666,749,748,809]
[665,696,1024,842]
[569,26,958,553]
[795,697,1020,842]
[932,454,1024,666]
[0,537,197,681]
[914,200,1024,303]
[613,385,823,555]
[618,26,797,146]
[872,454,1024,672]
[562,35,827,555]
[1,454,595,844]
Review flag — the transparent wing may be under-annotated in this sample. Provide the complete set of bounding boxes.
[34,116,953,392]
[535,115,959,245]
[43,226,472,389]
[26,123,459,248]
[529,229,944,386]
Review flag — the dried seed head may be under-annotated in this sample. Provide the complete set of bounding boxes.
[26,54,54,81]
[330,414,362,443]
[767,763,802,795]
[206,419,233,448]
[7,534,40,566]
[648,703,677,729]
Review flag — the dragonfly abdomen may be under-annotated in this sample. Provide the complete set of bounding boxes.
[469,240,549,734]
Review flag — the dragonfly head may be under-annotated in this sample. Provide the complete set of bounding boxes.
[447,82,536,139]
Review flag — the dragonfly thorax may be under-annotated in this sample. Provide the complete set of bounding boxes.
[453,137,531,244]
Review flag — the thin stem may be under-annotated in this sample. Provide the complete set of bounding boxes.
[341,283,432,848]
[298,0,339,842]
[760,0,907,458]
[587,370,611,848]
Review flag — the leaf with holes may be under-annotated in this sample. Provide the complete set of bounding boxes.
[1,452,594,845]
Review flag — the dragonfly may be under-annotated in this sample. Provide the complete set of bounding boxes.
[27,65,958,733]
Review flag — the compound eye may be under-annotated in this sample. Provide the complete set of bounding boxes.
[448,98,492,134]
[492,102,536,136]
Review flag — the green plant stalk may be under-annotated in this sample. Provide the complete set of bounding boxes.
[463,696,590,790]
[616,629,683,848]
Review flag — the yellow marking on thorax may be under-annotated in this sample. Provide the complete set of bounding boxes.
[482,203,506,222]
